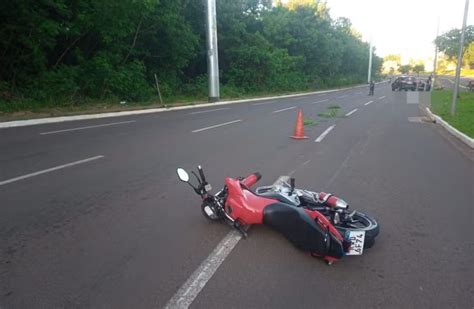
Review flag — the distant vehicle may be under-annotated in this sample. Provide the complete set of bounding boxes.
[392,76,417,91]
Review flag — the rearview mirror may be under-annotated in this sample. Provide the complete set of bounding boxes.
[176,168,189,182]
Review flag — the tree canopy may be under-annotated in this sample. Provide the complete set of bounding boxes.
[435,26,474,60]
[0,0,382,106]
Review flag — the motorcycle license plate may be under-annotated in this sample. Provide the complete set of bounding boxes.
[345,231,365,255]
[204,184,212,192]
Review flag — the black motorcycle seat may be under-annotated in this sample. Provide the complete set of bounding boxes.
[262,203,327,252]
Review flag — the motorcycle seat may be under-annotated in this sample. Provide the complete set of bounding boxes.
[262,202,343,258]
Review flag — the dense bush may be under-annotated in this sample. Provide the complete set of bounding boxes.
[0,0,382,109]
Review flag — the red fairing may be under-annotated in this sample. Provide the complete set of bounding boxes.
[224,177,276,225]
[240,172,262,188]
[303,209,344,242]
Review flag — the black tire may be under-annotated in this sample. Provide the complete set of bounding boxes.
[201,200,221,221]
[335,211,379,249]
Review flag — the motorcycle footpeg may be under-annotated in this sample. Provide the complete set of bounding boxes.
[234,221,248,239]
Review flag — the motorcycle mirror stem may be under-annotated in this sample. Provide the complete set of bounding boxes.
[176,168,201,195]
[289,178,295,195]
[191,171,202,185]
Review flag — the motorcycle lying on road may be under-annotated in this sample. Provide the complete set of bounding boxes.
[176,166,379,264]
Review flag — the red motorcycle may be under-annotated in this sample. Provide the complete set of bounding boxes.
[176,166,379,264]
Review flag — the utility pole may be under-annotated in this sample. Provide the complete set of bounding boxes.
[451,0,469,115]
[432,17,440,92]
[205,0,220,102]
[367,39,373,83]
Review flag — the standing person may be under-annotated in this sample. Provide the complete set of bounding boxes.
[369,80,375,96]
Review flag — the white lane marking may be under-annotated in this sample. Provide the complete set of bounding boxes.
[40,121,136,135]
[378,96,386,99]
[364,101,373,106]
[315,125,336,143]
[164,230,242,309]
[345,108,358,117]
[0,156,104,186]
[272,106,296,114]
[252,101,276,106]
[191,119,242,133]
[189,108,230,115]
[310,99,329,104]
[337,95,348,98]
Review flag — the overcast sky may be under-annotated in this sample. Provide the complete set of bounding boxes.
[325,0,473,62]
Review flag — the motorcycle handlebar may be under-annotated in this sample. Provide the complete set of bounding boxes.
[198,165,206,183]
[241,172,262,188]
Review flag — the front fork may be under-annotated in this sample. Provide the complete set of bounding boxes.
[211,193,248,238]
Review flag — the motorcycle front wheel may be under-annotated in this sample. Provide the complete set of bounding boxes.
[335,211,379,249]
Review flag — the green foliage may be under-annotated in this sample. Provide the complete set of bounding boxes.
[431,90,474,138]
[413,64,425,74]
[399,65,412,74]
[0,0,383,111]
[318,105,340,118]
[304,118,318,126]
[435,26,474,60]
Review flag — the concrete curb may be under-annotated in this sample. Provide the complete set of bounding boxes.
[425,107,474,149]
[0,82,384,129]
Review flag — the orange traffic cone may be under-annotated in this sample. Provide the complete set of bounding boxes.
[290,109,308,139]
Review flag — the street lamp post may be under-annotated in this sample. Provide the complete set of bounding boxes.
[432,17,440,92]
[368,40,373,83]
[205,0,220,102]
[451,0,470,115]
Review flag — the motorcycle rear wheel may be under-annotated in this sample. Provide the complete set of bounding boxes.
[335,211,379,249]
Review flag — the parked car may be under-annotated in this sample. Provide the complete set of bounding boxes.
[392,76,417,91]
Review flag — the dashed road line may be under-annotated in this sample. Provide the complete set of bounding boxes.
[252,101,276,106]
[40,121,136,135]
[191,119,242,133]
[315,125,336,143]
[310,99,329,104]
[364,101,373,106]
[189,108,230,115]
[378,96,386,100]
[0,155,105,186]
[345,108,358,117]
[272,106,296,114]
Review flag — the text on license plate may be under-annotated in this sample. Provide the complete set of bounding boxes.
[345,230,365,255]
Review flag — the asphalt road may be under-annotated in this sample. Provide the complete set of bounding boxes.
[1,83,473,308]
